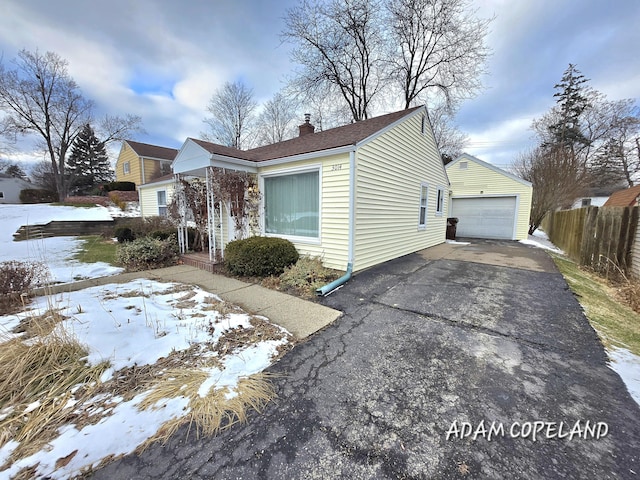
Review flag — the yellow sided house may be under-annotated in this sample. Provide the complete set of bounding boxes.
[115,140,178,187]
[446,154,532,240]
[140,106,449,280]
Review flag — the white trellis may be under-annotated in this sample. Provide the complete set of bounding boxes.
[174,173,189,254]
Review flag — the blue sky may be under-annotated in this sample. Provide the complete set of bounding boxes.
[1,0,639,169]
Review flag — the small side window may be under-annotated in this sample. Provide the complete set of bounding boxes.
[436,187,445,216]
[0,192,4,199]
[123,162,131,174]
[157,190,167,217]
[418,183,428,228]
[459,161,468,170]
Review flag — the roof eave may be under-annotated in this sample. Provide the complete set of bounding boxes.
[256,144,356,167]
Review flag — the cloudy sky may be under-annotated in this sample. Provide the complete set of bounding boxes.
[1,0,639,169]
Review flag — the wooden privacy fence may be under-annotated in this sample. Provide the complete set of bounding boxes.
[543,206,639,277]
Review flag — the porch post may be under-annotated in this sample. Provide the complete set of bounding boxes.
[175,174,187,254]
[205,167,216,262]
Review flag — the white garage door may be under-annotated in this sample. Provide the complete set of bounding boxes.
[451,196,517,240]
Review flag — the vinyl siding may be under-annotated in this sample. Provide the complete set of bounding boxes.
[632,220,640,280]
[115,143,143,185]
[355,112,447,271]
[116,143,168,186]
[258,153,350,271]
[139,182,174,218]
[447,156,532,240]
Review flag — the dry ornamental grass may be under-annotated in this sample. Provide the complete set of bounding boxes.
[0,282,294,477]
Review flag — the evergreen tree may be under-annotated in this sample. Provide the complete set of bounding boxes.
[3,163,28,180]
[547,64,591,151]
[67,124,113,191]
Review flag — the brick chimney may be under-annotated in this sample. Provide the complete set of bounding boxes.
[298,113,315,136]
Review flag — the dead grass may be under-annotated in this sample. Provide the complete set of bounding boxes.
[137,371,277,449]
[0,282,293,473]
[0,327,109,462]
[551,253,640,356]
[616,279,640,314]
[12,308,68,338]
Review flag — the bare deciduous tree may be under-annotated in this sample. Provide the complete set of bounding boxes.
[254,92,299,146]
[31,160,58,192]
[203,80,257,149]
[427,102,468,161]
[514,146,591,234]
[283,0,386,121]
[0,50,142,200]
[387,0,491,109]
[589,99,640,187]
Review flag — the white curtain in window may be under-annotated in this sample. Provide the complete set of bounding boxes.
[265,171,319,237]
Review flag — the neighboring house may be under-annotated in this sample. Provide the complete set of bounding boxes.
[446,154,532,240]
[603,184,640,207]
[115,140,178,187]
[138,174,175,217]
[0,174,33,204]
[571,185,619,209]
[142,106,449,273]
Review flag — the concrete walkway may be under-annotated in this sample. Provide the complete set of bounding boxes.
[34,265,341,340]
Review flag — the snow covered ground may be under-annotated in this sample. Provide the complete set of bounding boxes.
[0,204,124,283]
[608,347,640,405]
[0,280,292,479]
[520,228,640,407]
[0,203,294,478]
[519,228,564,254]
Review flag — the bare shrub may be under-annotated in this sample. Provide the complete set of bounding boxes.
[116,236,179,272]
[279,256,341,298]
[0,261,47,314]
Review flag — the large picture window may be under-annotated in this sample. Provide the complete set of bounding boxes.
[264,170,319,238]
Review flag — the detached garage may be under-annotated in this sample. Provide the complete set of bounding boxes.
[446,154,532,240]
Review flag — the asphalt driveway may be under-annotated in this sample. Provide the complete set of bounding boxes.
[92,240,640,479]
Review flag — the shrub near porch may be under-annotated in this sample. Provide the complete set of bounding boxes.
[224,237,299,277]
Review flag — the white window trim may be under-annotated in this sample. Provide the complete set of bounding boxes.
[157,189,167,216]
[259,164,322,245]
[123,161,130,175]
[436,186,445,217]
[418,182,429,230]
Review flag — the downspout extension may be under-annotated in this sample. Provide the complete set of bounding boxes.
[316,263,352,296]
[317,148,356,296]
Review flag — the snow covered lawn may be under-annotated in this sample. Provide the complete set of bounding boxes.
[0,279,293,479]
[0,203,125,283]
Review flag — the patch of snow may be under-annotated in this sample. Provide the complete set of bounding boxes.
[0,279,292,479]
[607,346,640,406]
[446,240,471,245]
[104,202,141,218]
[532,228,550,240]
[24,401,42,413]
[0,440,19,468]
[5,393,190,480]
[520,234,564,254]
[0,204,124,284]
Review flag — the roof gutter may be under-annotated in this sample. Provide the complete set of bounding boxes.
[317,148,356,296]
